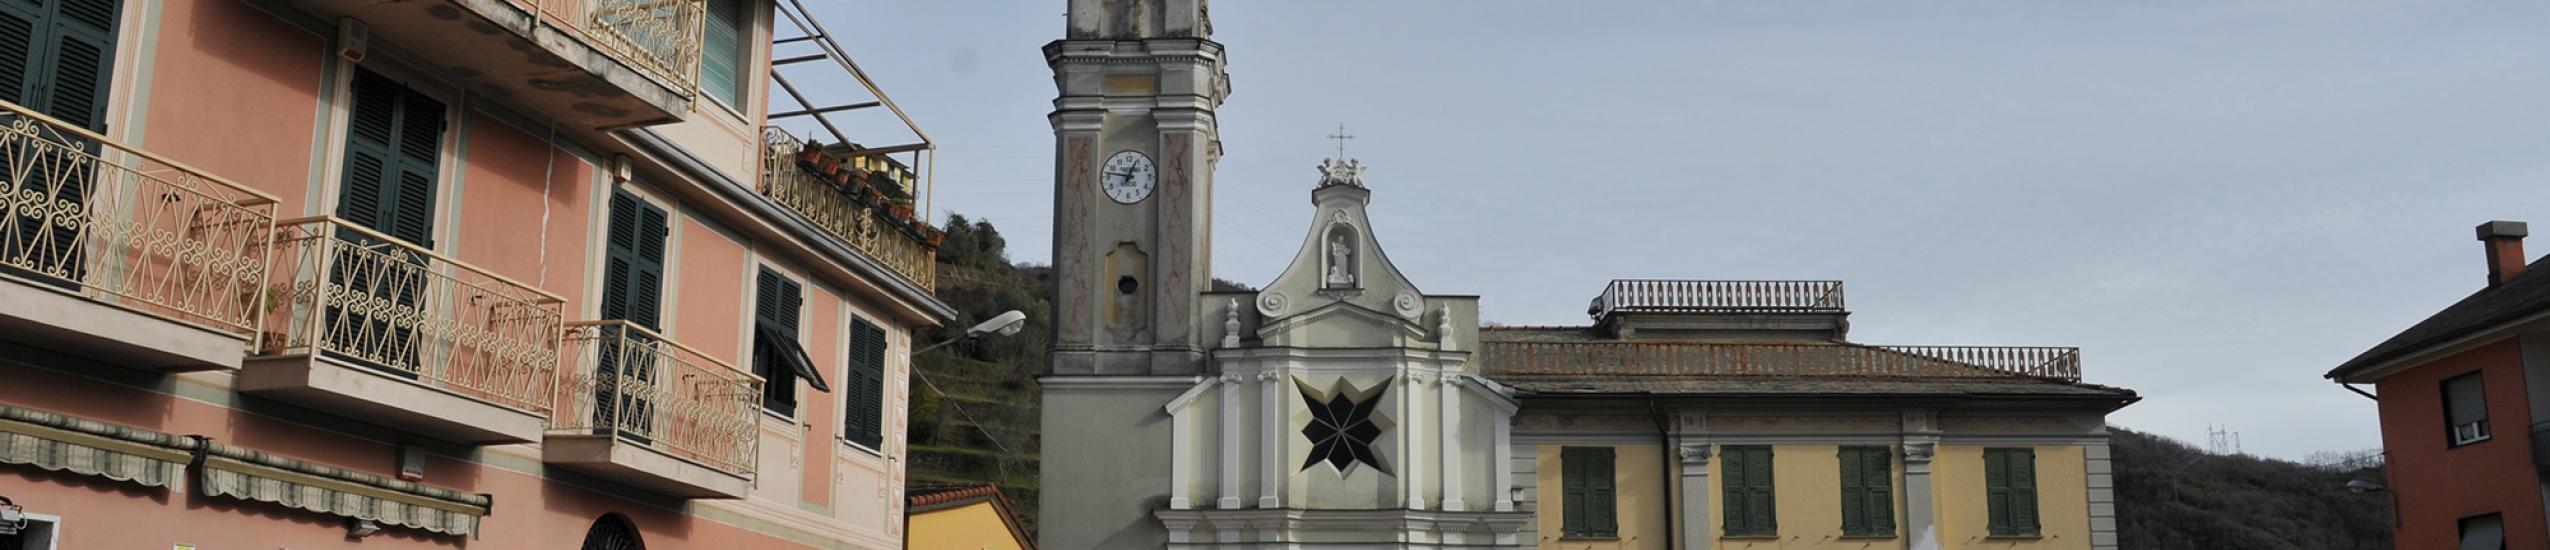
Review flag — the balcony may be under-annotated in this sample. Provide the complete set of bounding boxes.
[286,0,701,128]
[757,127,938,289]
[0,100,280,371]
[240,217,564,444]
[545,321,760,498]
[1589,279,1846,318]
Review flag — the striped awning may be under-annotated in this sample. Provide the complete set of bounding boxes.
[196,442,491,537]
[0,404,197,489]
[0,404,491,537]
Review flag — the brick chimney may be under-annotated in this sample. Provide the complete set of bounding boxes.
[2478,220,2528,286]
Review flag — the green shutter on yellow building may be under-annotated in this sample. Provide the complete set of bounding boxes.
[1985,447,2040,536]
[1560,446,1616,537]
[1840,446,1895,536]
[1722,446,1775,536]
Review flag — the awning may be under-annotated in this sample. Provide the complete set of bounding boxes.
[196,441,491,537]
[757,325,831,392]
[0,404,197,489]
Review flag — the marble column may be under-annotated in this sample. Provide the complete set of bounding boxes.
[1678,444,1712,550]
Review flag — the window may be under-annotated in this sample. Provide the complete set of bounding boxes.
[1721,445,1776,537]
[0,0,123,286]
[751,268,827,415]
[592,190,668,438]
[1983,447,2040,537]
[1559,446,1616,538]
[579,514,643,550]
[0,510,62,550]
[2460,513,2505,550]
[698,0,747,107]
[2444,372,2491,446]
[337,66,445,248]
[842,317,887,449]
[1839,446,1895,537]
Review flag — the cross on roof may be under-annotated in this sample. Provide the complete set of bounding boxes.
[1327,124,1355,159]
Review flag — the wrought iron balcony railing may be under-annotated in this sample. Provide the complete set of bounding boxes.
[553,320,763,476]
[0,100,280,338]
[1481,341,2084,382]
[1589,279,1846,319]
[758,127,936,289]
[525,0,704,93]
[259,217,565,414]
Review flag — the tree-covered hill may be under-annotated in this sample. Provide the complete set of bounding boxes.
[2112,427,2392,549]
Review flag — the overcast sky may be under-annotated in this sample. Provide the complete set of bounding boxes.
[804,0,2550,460]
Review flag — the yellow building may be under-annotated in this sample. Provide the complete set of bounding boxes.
[908,484,1035,550]
[1487,280,2136,550]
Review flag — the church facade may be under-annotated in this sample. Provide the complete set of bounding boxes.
[1038,2,2135,549]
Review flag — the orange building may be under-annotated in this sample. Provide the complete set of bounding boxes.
[0,0,956,547]
[2330,220,2547,550]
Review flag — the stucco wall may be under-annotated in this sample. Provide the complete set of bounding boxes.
[1533,444,1670,550]
[2374,338,2549,550]
[137,0,323,214]
[1932,445,2089,549]
[910,501,1029,550]
[1039,382,1180,549]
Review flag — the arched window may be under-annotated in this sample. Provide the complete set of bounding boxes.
[580,514,644,550]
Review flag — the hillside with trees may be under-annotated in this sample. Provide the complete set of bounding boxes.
[2112,428,2392,549]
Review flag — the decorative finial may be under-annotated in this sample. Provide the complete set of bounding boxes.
[1437,304,1457,351]
[1222,299,1242,348]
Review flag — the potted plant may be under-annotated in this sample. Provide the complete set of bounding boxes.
[239,284,293,354]
[911,223,944,249]
[795,140,828,173]
[888,197,916,223]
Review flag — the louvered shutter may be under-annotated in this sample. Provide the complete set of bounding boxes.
[1590,447,1616,535]
[2011,448,2039,534]
[754,269,802,413]
[1749,447,1776,532]
[600,190,666,329]
[337,68,442,248]
[1867,448,1896,532]
[699,0,743,106]
[1559,448,1585,536]
[844,318,887,449]
[1840,447,1866,533]
[0,0,119,285]
[1985,448,2013,535]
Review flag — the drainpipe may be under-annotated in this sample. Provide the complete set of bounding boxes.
[1651,400,1677,550]
[2338,382,2377,401]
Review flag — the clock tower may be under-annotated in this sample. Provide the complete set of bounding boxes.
[1040,0,1228,547]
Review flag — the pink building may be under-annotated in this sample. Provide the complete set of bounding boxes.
[0,0,954,547]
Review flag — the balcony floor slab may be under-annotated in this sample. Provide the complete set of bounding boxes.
[543,433,751,499]
[238,354,545,444]
[0,275,246,372]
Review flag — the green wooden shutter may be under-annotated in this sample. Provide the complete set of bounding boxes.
[699,0,743,106]
[601,190,667,329]
[38,0,113,131]
[337,68,442,248]
[753,269,801,413]
[2012,448,2039,535]
[1987,448,2020,535]
[1559,447,1589,536]
[1588,447,1616,536]
[844,318,886,449]
[0,0,120,286]
[1867,447,1896,533]
[1840,447,1866,534]
[1721,446,1775,536]
[0,2,38,107]
[1750,447,1776,532]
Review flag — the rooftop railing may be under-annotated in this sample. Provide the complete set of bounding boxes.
[524,0,703,93]
[1589,279,1845,320]
[1481,341,2082,382]
[259,217,565,414]
[552,320,762,476]
[0,100,280,338]
[758,127,937,289]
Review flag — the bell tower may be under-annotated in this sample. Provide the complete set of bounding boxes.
[1046,0,1227,376]
[1041,1,1228,547]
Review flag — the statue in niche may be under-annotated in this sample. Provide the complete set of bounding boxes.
[1325,233,1357,287]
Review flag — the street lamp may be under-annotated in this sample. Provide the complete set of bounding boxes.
[914,310,1026,357]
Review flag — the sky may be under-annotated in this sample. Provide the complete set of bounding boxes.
[798,0,2550,460]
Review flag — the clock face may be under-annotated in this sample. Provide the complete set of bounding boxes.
[1101,150,1158,204]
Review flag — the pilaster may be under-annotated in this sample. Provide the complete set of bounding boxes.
[1678,444,1713,550]
[1440,373,1466,511]
[2087,438,2118,550]
[1257,368,1284,508]
[1402,373,1426,509]
[1902,408,1942,549]
[1218,372,1243,509]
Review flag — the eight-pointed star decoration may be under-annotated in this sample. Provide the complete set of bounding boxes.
[1297,378,1392,476]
